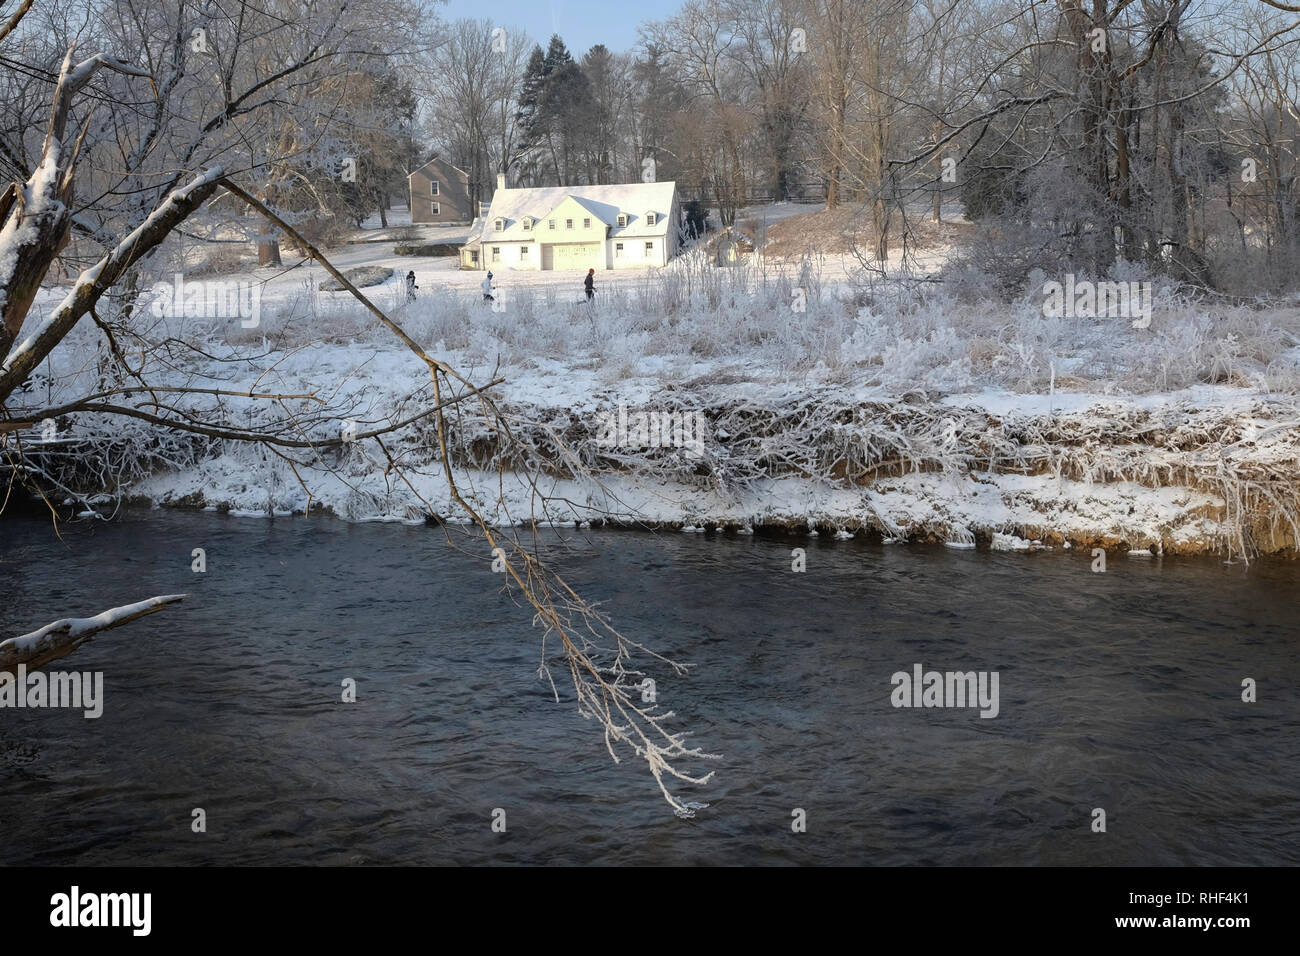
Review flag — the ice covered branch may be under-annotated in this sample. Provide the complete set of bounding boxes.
[0,0,34,48]
[0,167,226,403]
[0,594,186,671]
[1,376,505,446]
[0,46,155,360]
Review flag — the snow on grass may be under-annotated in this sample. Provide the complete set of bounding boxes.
[13,234,1300,556]
[21,308,1296,554]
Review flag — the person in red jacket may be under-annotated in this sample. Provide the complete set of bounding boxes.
[584,268,595,302]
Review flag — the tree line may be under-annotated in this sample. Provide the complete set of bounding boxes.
[430,0,1300,291]
[4,0,1300,290]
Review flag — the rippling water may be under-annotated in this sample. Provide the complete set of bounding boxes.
[1,511,1297,865]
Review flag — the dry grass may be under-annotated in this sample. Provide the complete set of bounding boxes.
[762,203,976,259]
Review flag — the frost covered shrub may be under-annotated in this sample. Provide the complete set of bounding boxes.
[191,245,250,276]
[943,223,1069,299]
[319,266,394,290]
[405,298,471,351]
[148,247,1300,403]
[947,163,1136,298]
[1202,227,1300,298]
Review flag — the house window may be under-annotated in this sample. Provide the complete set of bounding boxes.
[523,218,531,231]
[617,214,627,227]
[520,246,529,258]
[470,250,479,264]
[615,242,624,257]
[646,213,656,226]
[645,241,653,254]
[491,247,500,262]
[431,181,439,196]
[565,218,573,229]
[583,217,591,228]
[494,218,504,232]
[431,202,440,216]
[549,219,556,230]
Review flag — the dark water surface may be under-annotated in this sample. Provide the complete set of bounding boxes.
[1,511,1297,865]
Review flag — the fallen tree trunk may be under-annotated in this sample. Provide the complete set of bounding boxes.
[0,594,185,671]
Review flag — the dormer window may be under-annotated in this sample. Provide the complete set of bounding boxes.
[646,212,657,226]
[494,218,505,232]
[617,214,627,227]
[522,217,532,231]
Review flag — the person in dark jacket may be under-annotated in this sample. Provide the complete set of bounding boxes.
[584,268,595,301]
[405,271,418,300]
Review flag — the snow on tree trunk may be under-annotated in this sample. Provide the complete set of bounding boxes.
[0,48,153,368]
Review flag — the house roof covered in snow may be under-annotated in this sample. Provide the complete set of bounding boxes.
[464,216,484,245]
[478,181,677,243]
[558,195,616,225]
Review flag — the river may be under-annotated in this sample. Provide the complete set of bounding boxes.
[2,511,1297,865]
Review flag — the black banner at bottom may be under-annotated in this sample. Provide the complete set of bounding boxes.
[0,865,1278,941]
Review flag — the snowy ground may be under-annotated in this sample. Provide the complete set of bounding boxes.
[349,219,471,245]
[108,340,1293,556]
[14,203,1300,557]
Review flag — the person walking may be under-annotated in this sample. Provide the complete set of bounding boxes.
[405,270,418,301]
[481,271,495,303]
[584,268,595,302]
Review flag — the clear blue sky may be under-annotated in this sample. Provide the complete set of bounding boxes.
[436,0,677,57]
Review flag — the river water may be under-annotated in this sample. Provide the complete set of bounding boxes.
[1,511,1297,865]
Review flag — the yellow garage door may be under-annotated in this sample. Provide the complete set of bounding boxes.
[543,242,602,271]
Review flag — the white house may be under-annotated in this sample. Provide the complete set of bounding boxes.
[460,176,681,271]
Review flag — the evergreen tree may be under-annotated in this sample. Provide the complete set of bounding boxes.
[517,45,547,147]
[542,34,573,74]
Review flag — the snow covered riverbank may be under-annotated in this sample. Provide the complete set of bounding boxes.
[118,365,1295,556]
[15,257,1300,557]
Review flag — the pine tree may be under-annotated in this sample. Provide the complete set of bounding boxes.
[516,46,548,184]
[542,35,573,74]
[518,46,546,140]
